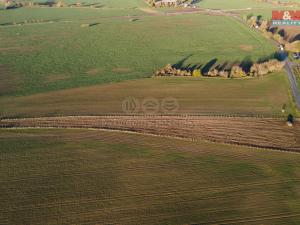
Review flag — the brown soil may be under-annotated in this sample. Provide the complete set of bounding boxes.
[240,45,254,52]
[1,115,299,152]
[0,46,38,54]
[86,68,103,76]
[47,73,70,82]
[139,7,161,15]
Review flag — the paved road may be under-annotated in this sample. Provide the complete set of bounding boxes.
[285,59,300,109]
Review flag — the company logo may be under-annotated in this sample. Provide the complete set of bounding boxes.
[141,97,160,114]
[161,97,179,113]
[272,10,300,26]
[121,97,179,114]
[122,97,140,114]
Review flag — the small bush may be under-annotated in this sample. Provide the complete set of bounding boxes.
[192,69,201,77]
[230,66,247,78]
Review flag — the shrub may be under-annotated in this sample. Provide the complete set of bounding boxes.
[192,69,201,77]
[207,69,218,77]
[230,66,246,78]
[273,33,285,44]
[285,41,300,53]
[154,64,192,76]
[250,59,284,77]
[218,70,229,78]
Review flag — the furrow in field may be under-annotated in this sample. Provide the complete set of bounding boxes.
[1,116,299,152]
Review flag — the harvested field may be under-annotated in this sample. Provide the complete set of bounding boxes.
[0,72,295,118]
[1,128,300,224]
[1,116,299,152]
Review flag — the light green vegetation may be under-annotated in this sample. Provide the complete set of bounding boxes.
[0,12,276,96]
[0,72,296,118]
[0,7,144,25]
[1,128,300,224]
[197,0,300,9]
[196,0,271,9]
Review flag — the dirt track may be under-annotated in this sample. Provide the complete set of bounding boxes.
[1,116,299,152]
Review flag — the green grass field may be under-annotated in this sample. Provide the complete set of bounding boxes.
[1,128,300,224]
[197,0,270,9]
[0,11,276,96]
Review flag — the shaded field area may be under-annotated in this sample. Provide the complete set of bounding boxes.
[1,115,299,151]
[1,129,300,224]
[0,72,295,118]
[0,13,275,96]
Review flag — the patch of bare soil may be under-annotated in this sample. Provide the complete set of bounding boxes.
[240,45,254,52]
[139,7,160,15]
[0,46,38,54]
[47,73,70,82]
[1,116,299,152]
[86,68,103,76]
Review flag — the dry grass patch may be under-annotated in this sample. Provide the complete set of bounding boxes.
[0,46,38,54]
[240,44,254,52]
[139,7,160,15]
[86,68,103,76]
[47,73,70,83]
[0,72,294,117]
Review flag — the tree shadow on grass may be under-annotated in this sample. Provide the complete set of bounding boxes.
[89,22,100,27]
[173,54,193,69]
[201,58,217,74]
[191,0,203,4]
[172,55,202,71]
[239,56,254,73]
[258,52,283,62]
[292,33,300,42]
